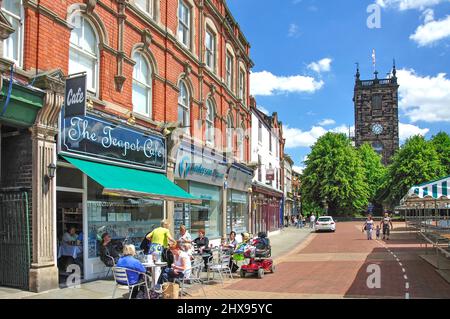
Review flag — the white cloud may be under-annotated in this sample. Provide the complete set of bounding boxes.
[250,71,324,96]
[258,106,270,115]
[422,8,435,23]
[410,14,450,46]
[399,123,430,141]
[284,126,328,148]
[317,118,336,126]
[397,69,450,122]
[288,23,300,38]
[376,0,449,10]
[292,166,304,174]
[307,58,333,73]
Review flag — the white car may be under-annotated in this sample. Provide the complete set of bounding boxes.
[315,216,336,232]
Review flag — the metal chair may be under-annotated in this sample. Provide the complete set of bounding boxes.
[175,260,206,297]
[104,254,116,279]
[111,267,151,299]
[207,253,233,286]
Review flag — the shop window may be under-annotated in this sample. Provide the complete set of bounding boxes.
[177,0,191,48]
[69,15,99,93]
[86,177,163,258]
[178,80,190,127]
[1,0,23,67]
[132,51,152,117]
[56,166,83,189]
[226,190,248,235]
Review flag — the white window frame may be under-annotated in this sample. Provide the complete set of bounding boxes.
[132,52,153,117]
[1,1,24,68]
[206,99,215,146]
[177,0,191,48]
[205,28,216,72]
[69,15,99,94]
[239,68,246,102]
[134,0,155,20]
[178,80,190,128]
[226,51,234,91]
[226,113,233,153]
[238,127,245,162]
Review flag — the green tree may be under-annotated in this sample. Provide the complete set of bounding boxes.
[382,135,445,206]
[430,131,450,175]
[357,143,386,204]
[301,132,369,215]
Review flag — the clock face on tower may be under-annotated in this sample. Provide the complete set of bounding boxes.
[372,123,383,135]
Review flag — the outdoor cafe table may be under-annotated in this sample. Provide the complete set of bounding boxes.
[58,244,82,259]
[142,261,167,289]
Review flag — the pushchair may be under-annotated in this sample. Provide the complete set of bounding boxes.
[238,232,275,279]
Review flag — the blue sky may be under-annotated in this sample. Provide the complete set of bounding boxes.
[227,0,450,172]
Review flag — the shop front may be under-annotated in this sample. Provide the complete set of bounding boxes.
[57,111,198,281]
[251,184,283,235]
[226,163,253,235]
[173,139,227,243]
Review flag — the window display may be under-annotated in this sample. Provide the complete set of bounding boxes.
[227,190,248,234]
[87,177,163,258]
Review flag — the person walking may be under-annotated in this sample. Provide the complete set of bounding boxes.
[380,212,394,240]
[362,215,374,240]
[310,213,316,230]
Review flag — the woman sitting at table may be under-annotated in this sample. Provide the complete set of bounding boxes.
[193,229,210,269]
[116,245,147,299]
[178,225,192,244]
[156,245,191,288]
[225,231,239,251]
[99,233,120,267]
[62,226,78,246]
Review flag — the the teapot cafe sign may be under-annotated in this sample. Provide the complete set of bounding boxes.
[60,114,166,171]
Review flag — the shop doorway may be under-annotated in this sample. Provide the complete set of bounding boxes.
[56,190,84,286]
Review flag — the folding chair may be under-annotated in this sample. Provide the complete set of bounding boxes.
[111,267,151,299]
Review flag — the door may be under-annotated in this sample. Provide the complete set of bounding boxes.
[0,188,31,289]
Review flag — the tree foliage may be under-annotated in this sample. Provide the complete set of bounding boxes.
[357,143,386,203]
[381,135,445,206]
[301,132,369,215]
[430,131,450,175]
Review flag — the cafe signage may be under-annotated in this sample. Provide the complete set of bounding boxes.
[266,168,275,181]
[59,112,166,172]
[64,74,87,117]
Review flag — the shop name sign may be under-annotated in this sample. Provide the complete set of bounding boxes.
[178,156,225,180]
[60,113,166,171]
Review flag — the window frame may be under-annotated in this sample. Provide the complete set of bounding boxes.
[177,0,191,49]
[205,99,215,146]
[178,80,190,128]
[69,14,100,94]
[238,67,246,102]
[226,51,234,91]
[1,0,24,68]
[134,0,155,20]
[226,113,234,153]
[238,126,245,162]
[205,28,216,72]
[132,51,153,117]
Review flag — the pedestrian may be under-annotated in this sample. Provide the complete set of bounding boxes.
[297,215,303,229]
[310,213,316,230]
[362,215,374,240]
[293,216,298,228]
[375,225,381,240]
[380,212,394,240]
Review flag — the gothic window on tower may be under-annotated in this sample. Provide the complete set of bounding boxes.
[372,141,383,156]
[372,95,382,110]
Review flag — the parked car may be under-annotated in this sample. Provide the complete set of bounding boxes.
[315,216,336,232]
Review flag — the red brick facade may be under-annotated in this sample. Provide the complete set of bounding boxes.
[8,0,253,162]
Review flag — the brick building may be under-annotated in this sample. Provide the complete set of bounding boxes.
[0,0,253,292]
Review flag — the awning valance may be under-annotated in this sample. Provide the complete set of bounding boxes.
[63,156,201,204]
[399,175,450,207]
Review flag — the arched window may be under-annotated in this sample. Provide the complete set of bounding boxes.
[226,50,234,90]
[226,113,234,152]
[178,80,190,127]
[238,125,245,161]
[205,28,216,72]
[69,15,99,93]
[206,99,215,145]
[1,0,24,67]
[132,52,152,117]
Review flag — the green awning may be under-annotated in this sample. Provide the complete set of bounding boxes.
[63,156,201,204]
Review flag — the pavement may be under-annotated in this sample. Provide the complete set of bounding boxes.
[187,222,450,299]
[0,226,312,299]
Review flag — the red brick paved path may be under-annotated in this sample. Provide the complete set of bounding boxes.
[191,222,450,299]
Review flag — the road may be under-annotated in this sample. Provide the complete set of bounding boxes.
[191,222,450,299]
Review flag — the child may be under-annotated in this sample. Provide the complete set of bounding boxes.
[376,225,381,240]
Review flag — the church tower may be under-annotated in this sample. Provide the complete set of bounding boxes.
[353,62,399,165]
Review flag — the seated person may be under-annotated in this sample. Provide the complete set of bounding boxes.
[99,233,120,267]
[225,231,239,251]
[193,229,210,269]
[62,226,78,246]
[254,232,271,257]
[157,246,191,288]
[116,245,147,298]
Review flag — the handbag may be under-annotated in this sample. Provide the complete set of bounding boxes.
[162,282,180,299]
